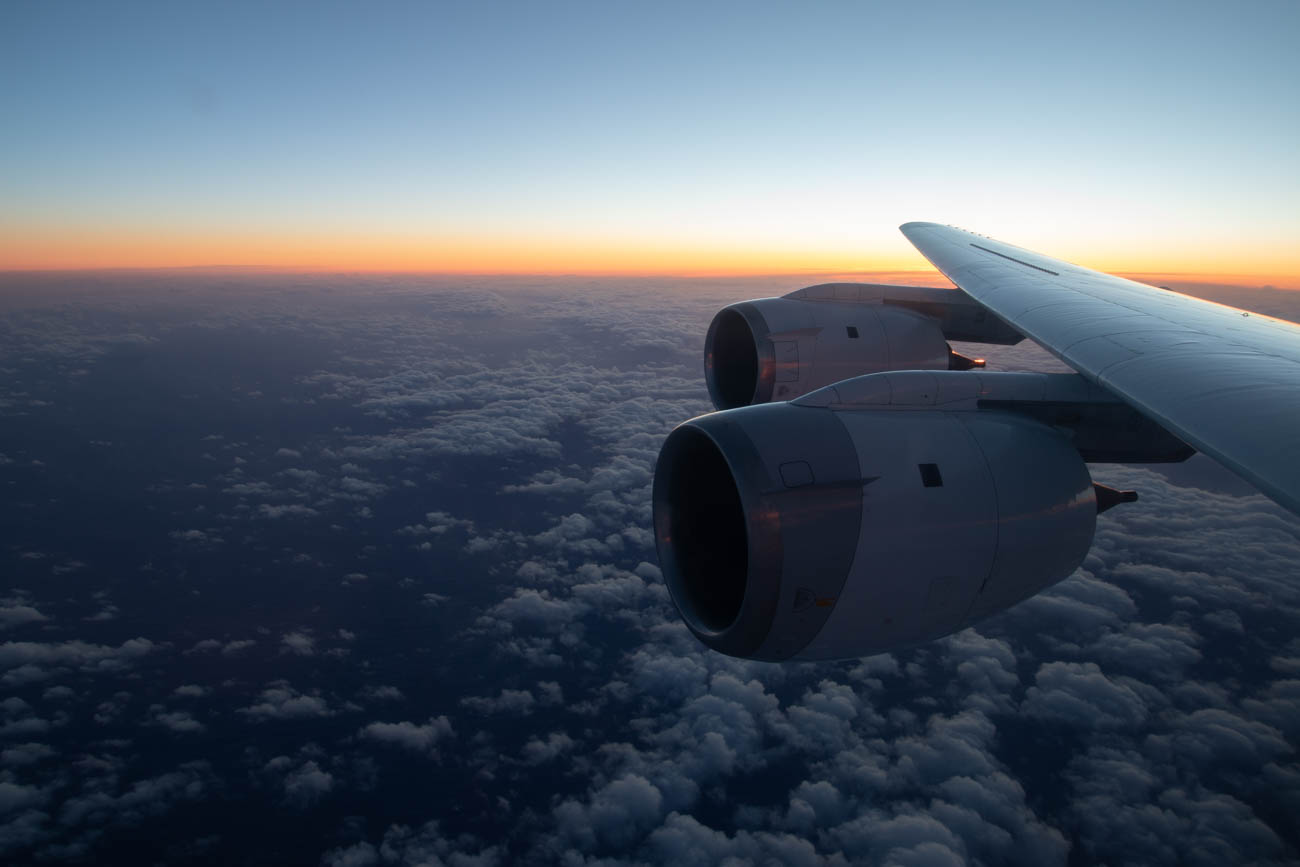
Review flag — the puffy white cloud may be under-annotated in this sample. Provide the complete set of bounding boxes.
[521,732,574,765]
[281,760,333,808]
[625,647,711,706]
[460,689,536,716]
[1065,746,1285,865]
[0,716,49,739]
[321,841,379,867]
[187,637,256,655]
[281,631,316,656]
[570,568,657,616]
[360,685,405,703]
[1,743,55,767]
[0,781,47,815]
[169,528,219,545]
[359,717,454,757]
[1020,662,1149,729]
[322,819,499,867]
[771,679,865,755]
[1148,708,1290,767]
[149,707,205,734]
[58,762,212,829]
[536,682,563,706]
[647,812,822,867]
[338,476,386,499]
[0,638,156,685]
[0,602,47,631]
[554,774,664,851]
[937,631,1019,715]
[1085,622,1202,682]
[484,589,586,630]
[238,683,334,721]
[829,811,964,863]
[893,711,1001,785]
[782,780,847,831]
[999,570,1136,641]
[1201,609,1244,633]
[258,504,319,519]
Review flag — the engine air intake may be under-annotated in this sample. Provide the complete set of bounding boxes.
[705,307,764,409]
[654,426,748,632]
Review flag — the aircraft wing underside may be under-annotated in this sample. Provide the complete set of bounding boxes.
[900,222,1300,516]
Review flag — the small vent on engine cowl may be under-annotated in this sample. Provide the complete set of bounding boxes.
[918,463,944,488]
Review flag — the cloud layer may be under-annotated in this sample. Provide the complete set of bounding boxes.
[1,273,1297,864]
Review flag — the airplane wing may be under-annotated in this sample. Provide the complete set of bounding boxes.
[900,222,1300,516]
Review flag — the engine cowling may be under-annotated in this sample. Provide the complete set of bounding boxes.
[652,390,1097,660]
[705,297,950,410]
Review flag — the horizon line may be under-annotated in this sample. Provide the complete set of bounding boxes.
[1,265,1297,290]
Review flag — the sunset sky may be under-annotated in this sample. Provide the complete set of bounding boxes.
[5,5,1300,863]
[3,0,1298,281]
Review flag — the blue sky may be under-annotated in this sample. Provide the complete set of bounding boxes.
[3,0,1298,272]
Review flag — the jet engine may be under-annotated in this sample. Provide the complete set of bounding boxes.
[652,371,1177,661]
[705,283,1022,409]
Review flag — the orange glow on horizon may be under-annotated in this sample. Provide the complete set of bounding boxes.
[2,225,1298,288]
[0,226,919,276]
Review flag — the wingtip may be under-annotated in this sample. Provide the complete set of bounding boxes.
[899,221,944,235]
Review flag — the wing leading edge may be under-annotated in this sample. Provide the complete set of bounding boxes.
[900,222,1300,517]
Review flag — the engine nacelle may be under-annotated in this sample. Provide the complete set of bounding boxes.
[704,283,1022,410]
[706,297,948,409]
[653,374,1098,660]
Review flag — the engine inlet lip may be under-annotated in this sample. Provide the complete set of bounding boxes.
[653,425,747,634]
[705,303,775,410]
[652,414,784,658]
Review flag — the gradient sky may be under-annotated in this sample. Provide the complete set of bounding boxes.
[3,0,1298,278]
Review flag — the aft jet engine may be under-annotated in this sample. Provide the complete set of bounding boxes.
[653,370,1189,660]
[705,282,1022,409]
